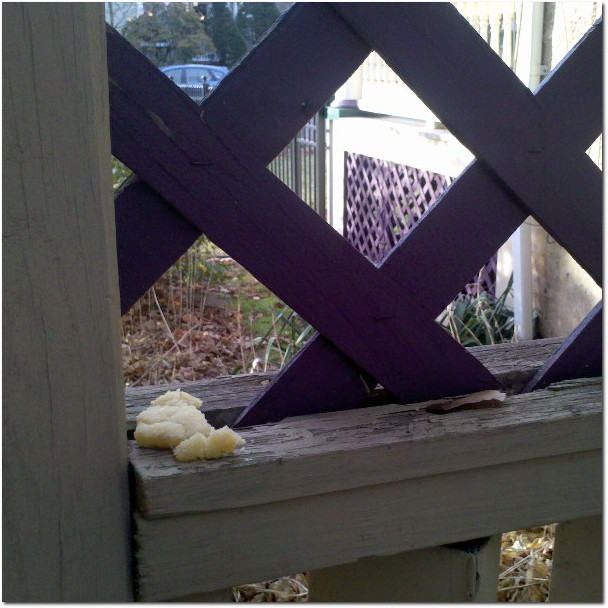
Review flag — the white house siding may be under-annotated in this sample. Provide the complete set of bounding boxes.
[530,2,602,338]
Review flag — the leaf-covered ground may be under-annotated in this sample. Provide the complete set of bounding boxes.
[122,252,287,387]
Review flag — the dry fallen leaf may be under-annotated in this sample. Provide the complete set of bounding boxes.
[426,389,506,413]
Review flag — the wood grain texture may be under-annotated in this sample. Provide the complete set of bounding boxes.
[132,378,601,599]
[238,11,602,425]
[125,373,275,431]
[108,27,499,406]
[2,4,132,601]
[466,337,563,394]
[333,4,602,284]
[523,302,602,392]
[124,328,563,432]
[135,449,600,600]
[114,4,370,313]
[130,377,601,519]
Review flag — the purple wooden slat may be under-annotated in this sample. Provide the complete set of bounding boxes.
[333,4,602,285]
[535,18,603,151]
[343,152,500,297]
[236,16,602,426]
[380,165,520,306]
[115,176,199,313]
[112,4,371,313]
[237,337,377,425]
[333,3,543,161]
[522,302,602,392]
[108,29,500,405]
[203,3,369,165]
[236,162,526,426]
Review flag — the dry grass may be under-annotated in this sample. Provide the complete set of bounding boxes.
[233,573,310,602]
[498,525,556,602]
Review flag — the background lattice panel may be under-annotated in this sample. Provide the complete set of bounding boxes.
[344,152,497,297]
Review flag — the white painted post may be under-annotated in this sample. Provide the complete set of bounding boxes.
[3,3,132,601]
[310,536,502,602]
[512,220,534,340]
[549,516,603,602]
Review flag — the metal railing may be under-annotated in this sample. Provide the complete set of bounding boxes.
[268,110,327,219]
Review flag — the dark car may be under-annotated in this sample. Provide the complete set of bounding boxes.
[160,64,228,103]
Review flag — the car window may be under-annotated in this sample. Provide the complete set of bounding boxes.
[184,67,214,84]
[208,68,225,81]
[163,68,178,82]
[163,67,183,84]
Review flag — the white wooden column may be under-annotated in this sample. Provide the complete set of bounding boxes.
[549,515,603,602]
[310,536,502,602]
[3,3,132,601]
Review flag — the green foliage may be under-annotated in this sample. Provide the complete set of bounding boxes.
[112,156,131,190]
[236,2,281,47]
[122,3,215,66]
[249,305,315,372]
[437,275,517,347]
[205,2,248,67]
[105,2,139,33]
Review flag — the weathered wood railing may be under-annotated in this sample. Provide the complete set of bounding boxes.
[126,338,602,601]
[124,337,564,432]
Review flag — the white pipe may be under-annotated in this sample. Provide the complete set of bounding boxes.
[512,220,534,340]
[511,2,544,340]
[331,66,363,109]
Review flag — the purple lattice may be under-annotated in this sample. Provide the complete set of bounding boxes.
[345,152,497,297]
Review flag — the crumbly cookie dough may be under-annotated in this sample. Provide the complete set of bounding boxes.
[134,390,245,461]
[173,426,245,462]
